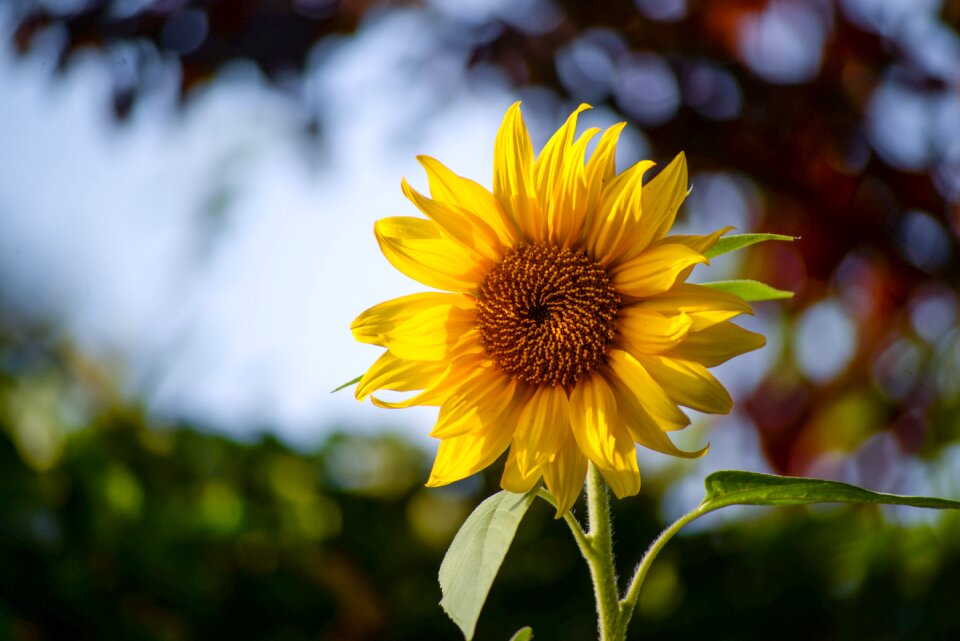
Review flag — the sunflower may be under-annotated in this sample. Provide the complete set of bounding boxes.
[351,103,765,514]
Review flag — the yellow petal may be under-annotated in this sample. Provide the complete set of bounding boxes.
[549,127,601,247]
[370,352,486,409]
[610,243,707,298]
[568,371,640,498]
[401,178,500,262]
[375,217,485,293]
[605,360,707,462]
[382,304,479,361]
[351,292,473,346]
[493,102,541,242]
[611,368,708,459]
[534,104,590,207]
[426,421,514,487]
[584,122,626,209]
[501,440,543,494]
[417,155,520,247]
[606,349,690,432]
[630,283,753,331]
[620,152,688,261]
[512,384,571,476]
[615,308,692,354]
[542,436,588,516]
[666,322,766,367]
[664,226,734,254]
[532,104,598,247]
[430,367,517,438]
[586,159,655,264]
[355,351,446,402]
[632,354,733,414]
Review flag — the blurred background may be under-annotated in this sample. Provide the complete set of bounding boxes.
[2,0,960,639]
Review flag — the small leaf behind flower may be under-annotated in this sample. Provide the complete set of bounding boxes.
[704,233,796,259]
[440,490,538,640]
[331,375,362,393]
[702,471,960,511]
[508,627,534,641]
[701,279,794,302]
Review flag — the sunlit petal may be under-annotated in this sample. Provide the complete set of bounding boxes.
[611,243,707,298]
[493,102,541,242]
[374,217,485,292]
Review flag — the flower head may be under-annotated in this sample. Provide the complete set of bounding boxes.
[351,103,764,514]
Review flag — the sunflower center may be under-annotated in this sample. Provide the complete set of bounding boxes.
[475,242,620,387]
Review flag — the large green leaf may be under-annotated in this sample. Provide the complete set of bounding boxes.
[439,490,538,640]
[704,233,796,259]
[702,471,960,511]
[701,279,794,302]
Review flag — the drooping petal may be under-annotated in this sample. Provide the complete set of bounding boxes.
[666,322,766,367]
[610,243,708,298]
[542,435,588,516]
[374,217,485,293]
[630,284,753,331]
[632,354,733,414]
[430,367,517,438]
[568,371,641,498]
[401,178,501,263]
[501,441,543,494]
[426,421,515,487]
[585,159,655,264]
[351,292,473,346]
[619,152,688,261]
[493,102,541,242]
[609,368,708,459]
[607,349,690,431]
[355,351,447,402]
[511,384,571,476]
[615,307,693,354]
[416,155,520,247]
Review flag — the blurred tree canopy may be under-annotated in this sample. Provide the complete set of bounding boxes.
[2,326,960,640]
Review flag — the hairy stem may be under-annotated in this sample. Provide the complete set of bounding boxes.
[617,503,714,635]
[583,463,622,641]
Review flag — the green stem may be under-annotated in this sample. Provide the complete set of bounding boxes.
[583,463,622,641]
[536,488,592,553]
[617,503,715,635]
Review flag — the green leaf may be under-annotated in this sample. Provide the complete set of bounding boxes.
[701,279,794,302]
[331,375,362,393]
[704,233,796,259]
[439,490,538,640]
[508,627,534,641]
[702,471,960,511]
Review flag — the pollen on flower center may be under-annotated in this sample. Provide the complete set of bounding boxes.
[475,242,621,387]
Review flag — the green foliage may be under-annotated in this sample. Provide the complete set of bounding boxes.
[704,233,796,259]
[331,375,362,393]
[701,279,794,301]
[508,626,534,641]
[439,490,537,641]
[702,471,960,511]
